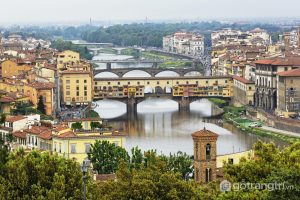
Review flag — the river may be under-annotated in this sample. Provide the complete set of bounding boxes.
[92,52,285,156]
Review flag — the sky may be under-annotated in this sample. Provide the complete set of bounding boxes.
[1,0,300,25]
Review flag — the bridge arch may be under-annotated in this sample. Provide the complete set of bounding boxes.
[94,72,119,78]
[155,70,180,77]
[155,86,164,94]
[123,70,152,77]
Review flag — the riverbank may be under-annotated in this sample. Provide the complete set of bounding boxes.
[208,99,300,143]
[225,106,300,143]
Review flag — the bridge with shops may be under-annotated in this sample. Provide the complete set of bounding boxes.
[93,76,233,115]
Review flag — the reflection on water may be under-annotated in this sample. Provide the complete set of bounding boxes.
[94,99,286,156]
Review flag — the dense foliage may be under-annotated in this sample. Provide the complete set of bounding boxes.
[0,140,298,199]
[71,122,83,130]
[0,150,85,200]
[81,22,284,47]
[50,39,93,60]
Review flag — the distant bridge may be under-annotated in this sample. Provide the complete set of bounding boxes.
[93,67,202,77]
[72,42,114,48]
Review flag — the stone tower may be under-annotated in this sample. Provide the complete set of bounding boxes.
[192,128,218,183]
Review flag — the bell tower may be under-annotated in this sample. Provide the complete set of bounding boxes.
[192,127,218,183]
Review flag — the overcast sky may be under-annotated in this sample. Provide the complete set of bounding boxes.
[1,0,300,24]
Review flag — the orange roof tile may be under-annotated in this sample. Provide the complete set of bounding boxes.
[56,131,76,138]
[13,131,26,139]
[233,76,255,84]
[6,116,26,123]
[27,82,55,89]
[191,128,219,138]
[277,68,300,77]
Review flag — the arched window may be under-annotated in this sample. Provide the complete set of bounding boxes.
[205,168,211,182]
[206,143,211,160]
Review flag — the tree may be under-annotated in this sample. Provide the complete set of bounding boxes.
[129,146,143,170]
[71,122,82,130]
[0,151,86,199]
[37,95,46,114]
[0,114,5,125]
[90,122,102,129]
[88,140,129,174]
[221,141,300,200]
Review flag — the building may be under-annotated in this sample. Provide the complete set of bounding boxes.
[233,76,255,106]
[24,82,55,115]
[254,58,300,110]
[0,60,32,78]
[276,68,300,117]
[52,129,126,164]
[192,128,218,183]
[60,69,93,106]
[57,50,80,70]
[163,32,204,56]
[211,28,271,47]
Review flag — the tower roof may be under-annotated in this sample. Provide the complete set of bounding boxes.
[191,128,219,138]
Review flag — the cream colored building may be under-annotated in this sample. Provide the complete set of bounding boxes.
[233,76,255,106]
[276,68,300,117]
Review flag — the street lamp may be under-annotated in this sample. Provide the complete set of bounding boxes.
[80,159,91,200]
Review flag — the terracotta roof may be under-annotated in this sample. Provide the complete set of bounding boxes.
[277,68,300,77]
[13,131,26,139]
[24,126,50,135]
[52,125,69,132]
[191,128,219,138]
[27,82,55,89]
[233,76,255,84]
[6,115,27,123]
[38,131,52,140]
[55,131,76,138]
[254,57,300,66]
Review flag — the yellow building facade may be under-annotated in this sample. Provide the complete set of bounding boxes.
[24,82,55,115]
[52,131,126,164]
[61,70,93,105]
[0,60,32,78]
[57,50,80,70]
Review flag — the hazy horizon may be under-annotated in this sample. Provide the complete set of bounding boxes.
[1,0,300,25]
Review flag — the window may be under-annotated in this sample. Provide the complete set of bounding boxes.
[157,81,159,84]
[206,143,211,160]
[95,82,98,85]
[118,82,120,85]
[85,143,91,153]
[66,91,70,95]
[206,81,208,84]
[128,82,130,85]
[137,82,140,85]
[195,143,198,160]
[176,81,179,84]
[76,91,79,96]
[84,91,87,96]
[66,80,70,84]
[108,82,111,85]
[186,81,189,84]
[228,158,234,164]
[76,86,79,90]
[284,67,288,71]
[66,86,70,89]
[76,80,79,83]
[84,86,87,90]
[70,144,76,153]
[147,82,150,85]
[84,80,87,84]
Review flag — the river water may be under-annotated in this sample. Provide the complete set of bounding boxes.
[93,53,285,156]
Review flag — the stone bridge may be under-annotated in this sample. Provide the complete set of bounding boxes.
[93,67,203,77]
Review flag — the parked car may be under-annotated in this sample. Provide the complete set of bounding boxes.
[249,122,262,127]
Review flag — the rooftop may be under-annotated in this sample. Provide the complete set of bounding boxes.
[233,76,255,84]
[277,68,300,77]
[6,115,27,123]
[191,128,219,138]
